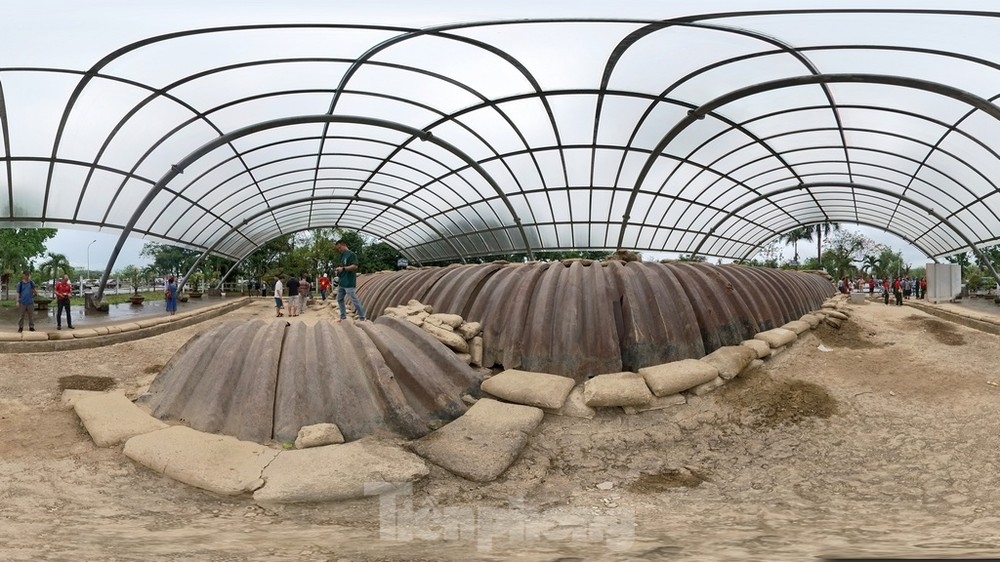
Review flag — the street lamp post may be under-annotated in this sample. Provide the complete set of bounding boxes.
[86,239,96,286]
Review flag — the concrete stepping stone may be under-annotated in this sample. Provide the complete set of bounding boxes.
[481,369,576,409]
[74,391,168,446]
[21,331,47,341]
[409,398,543,482]
[253,440,428,504]
[124,426,278,495]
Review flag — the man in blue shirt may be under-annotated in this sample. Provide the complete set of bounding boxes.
[334,239,367,322]
[16,270,37,332]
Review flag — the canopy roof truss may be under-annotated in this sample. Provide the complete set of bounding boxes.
[3,6,1000,286]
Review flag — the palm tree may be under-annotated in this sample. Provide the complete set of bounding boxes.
[861,254,883,279]
[39,252,73,297]
[800,222,841,263]
[780,227,813,265]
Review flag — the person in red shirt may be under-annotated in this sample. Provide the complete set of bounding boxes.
[893,277,903,306]
[882,278,890,305]
[318,274,331,302]
[54,274,74,330]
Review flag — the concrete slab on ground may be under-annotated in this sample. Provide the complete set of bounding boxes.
[74,391,168,446]
[253,440,428,504]
[124,426,278,495]
[409,398,543,482]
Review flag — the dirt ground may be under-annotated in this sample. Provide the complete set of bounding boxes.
[3,298,1000,561]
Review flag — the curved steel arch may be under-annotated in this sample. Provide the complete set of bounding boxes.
[40,23,413,217]
[595,21,845,234]
[619,73,1000,256]
[94,114,531,302]
[672,125,1000,251]
[180,194,466,292]
[321,21,579,232]
[216,222,427,291]
[161,137,489,247]
[692,181,995,283]
[0,77,10,217]
[198,178,469,259]
[81,56,542,242]
[717,182,957,259]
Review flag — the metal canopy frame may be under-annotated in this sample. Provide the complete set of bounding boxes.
[3,7,1000,292]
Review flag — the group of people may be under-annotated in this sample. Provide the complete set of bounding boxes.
[13,270,75,332]
[838,275,926,306]
[272,272,311,318]
[271,239,367,322]
[879,276,925,306]
[9,239,369,330]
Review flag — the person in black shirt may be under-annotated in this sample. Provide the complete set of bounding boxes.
[285,274,300,317]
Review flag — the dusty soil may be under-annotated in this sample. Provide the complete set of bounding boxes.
[2,298,1000,561]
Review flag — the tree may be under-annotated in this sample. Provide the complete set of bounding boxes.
[0,228,57,300]
[38,252,73,296]
[946,252,971,269]
[753,238,782,268]
[780,227,813,265]
[877,247,905,279]
[795,222,841,263]
[821,229,876,279]
[361,241,402,272]
[116,264,149,295]
[141,242,199,276]
[860,254,884,279]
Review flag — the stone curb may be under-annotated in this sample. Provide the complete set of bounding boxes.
[0,297,250,353]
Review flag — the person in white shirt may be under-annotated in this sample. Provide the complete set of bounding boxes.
[273,274,285,317]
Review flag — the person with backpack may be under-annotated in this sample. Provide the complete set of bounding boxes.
[16,270,37,333]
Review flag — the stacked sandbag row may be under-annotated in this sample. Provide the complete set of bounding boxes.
[477,295,851,420]
[140,317,484,444]
[357,261,835,380]
[382,299,484,367]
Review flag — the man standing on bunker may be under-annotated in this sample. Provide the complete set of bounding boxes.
[334,239,366,323]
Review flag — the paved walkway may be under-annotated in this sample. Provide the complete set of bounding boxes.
[852,291,1000,335]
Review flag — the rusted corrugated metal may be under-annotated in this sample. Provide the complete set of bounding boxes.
[608,261,706,369]
[667,262,758,351]
[468,262,553,372]
[518,260,623,377]
[145,263,832,443]
[143,319,284,442]
[142,317,482,444]
[358,262,834,381]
